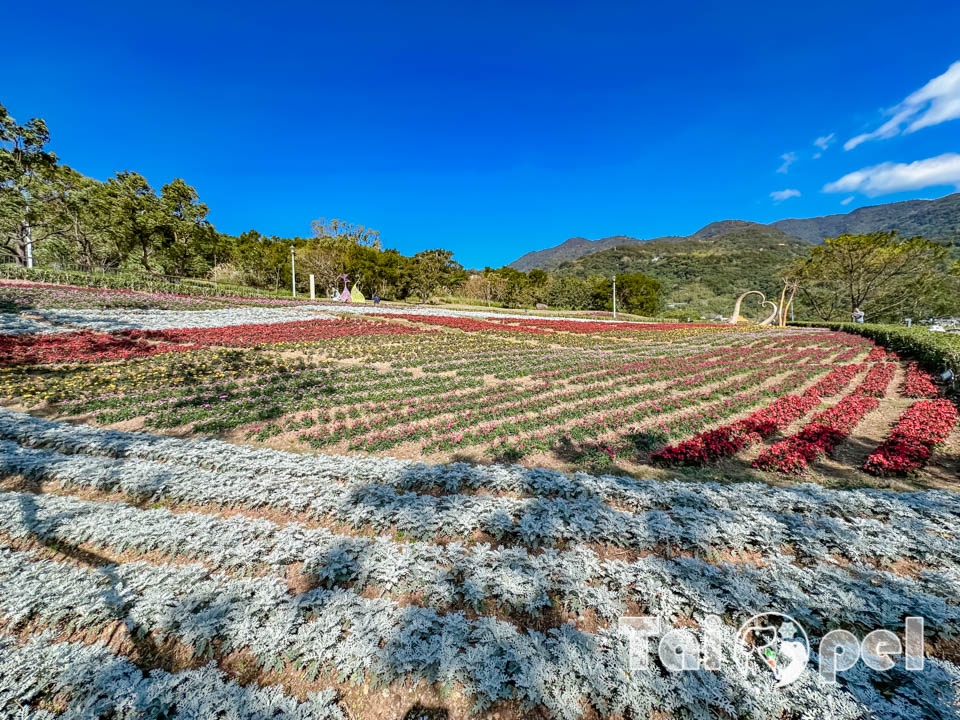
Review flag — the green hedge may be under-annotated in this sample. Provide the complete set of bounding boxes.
[791,320,960,377]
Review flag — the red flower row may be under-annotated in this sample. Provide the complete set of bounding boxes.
[651,394,820,465]
[802,364,864,399]
[865,346,889,362]
[0,332,194,367]
[863,399,958,476]
[901,362,939,398]
[753,394,880,473]
[124,318,433,347]
[485,318,725,334]
[852,362,896,398]
[0,318,435,367]
[389,314,554,334]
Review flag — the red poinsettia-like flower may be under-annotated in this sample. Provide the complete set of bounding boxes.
[864,399,958,476]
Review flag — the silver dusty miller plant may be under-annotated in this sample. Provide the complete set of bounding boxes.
[1,409,959,719]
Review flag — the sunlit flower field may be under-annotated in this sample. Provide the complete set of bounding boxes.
[1,281,958,720]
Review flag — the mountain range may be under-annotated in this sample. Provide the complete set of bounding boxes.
[507,192,960,271]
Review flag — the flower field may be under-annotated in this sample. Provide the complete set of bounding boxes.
[0,282,958,719]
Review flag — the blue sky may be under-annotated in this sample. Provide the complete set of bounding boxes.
[6,1,960,268]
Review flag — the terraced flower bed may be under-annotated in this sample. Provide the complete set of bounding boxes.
[1,290,958,719]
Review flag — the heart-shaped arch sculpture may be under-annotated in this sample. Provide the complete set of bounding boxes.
[729,290,779,326]
[760,300,779,326]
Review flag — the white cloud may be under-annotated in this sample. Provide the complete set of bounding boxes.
[841,196,854,205]
[813,133,835,151]
[823,152,960,196]
[844,61,960,150]
[813,152,822,159]
[770,188,801,203]
[777,152,798,174]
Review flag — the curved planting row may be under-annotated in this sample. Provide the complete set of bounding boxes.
[752,396,878,473]
[483,318,727,334]
[650,394,821,465]
[650,364,863,466]
[387,313,555,334]
[0,318,434,367]
[4,421,960,567]
[123,317,433,347]
[6,408,958,530]
[854,361,897,397]
[863,399,959,476]
[3,488,957,631]
[0,547,898,720]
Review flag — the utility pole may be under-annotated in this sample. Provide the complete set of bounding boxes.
[612,274,617,320]
[290,245,296,299]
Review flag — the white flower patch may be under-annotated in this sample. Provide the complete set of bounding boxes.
[5,436,959,569]
[2,410,959,568]
[5,408,959,526]
[0,632,344,719]
[1,490,956,634]
[2,410,959,718]
[0,313,66,335]
[0,549,899,720]
[26,306,335,332]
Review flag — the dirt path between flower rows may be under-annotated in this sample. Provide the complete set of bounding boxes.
[813,363,911,487]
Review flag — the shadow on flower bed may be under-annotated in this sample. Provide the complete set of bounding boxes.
[10,491,191,675]
[402,705,449,720]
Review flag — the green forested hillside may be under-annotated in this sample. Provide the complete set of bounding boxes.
[772,193,960,244]
[555,226,811,318]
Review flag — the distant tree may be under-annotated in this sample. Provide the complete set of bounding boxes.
[39,167,114,270]
[411,249,464,302]
[311,218,381,249]
[158,179,212,276]
[298,239,348,295]
[527,268,548,286]
[104,172,165,272]
[0,102,57,265]
[792,232,953,321]
[546,275,592,310]
[233,230,276,286]
[366,247,410,299]
[592,273,661,315]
